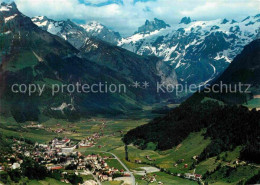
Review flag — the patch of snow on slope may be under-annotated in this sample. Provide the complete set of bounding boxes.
[61,34,67,40]
[81,21,104,32]
[199,63,217,87]
[164,44,178,61]
[119,27,171,45]
[0,6,10,11]
[47,22,61,35]
[4,14,17,23]
[37,16,44,21]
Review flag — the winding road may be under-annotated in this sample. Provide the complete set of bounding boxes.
[102,151,136,185]
[83,149,136,185]
[83,170,102,185]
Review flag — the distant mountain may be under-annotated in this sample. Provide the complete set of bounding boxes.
[199,39,260,105]
[0,2,177,122]
[32,16,89,49]
[79,37,177,88]
[32,14,178,99]
[32,14,260,87]
[81,21,121,45]
[119,15,260,85]
[32,14,260,86]
[32,16,121,47]
[216,39,260,85]
[179,16,192,24]
[135,18,170,34]
[32,14,178,98]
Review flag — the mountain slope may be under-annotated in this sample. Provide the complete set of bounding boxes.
[134,18,170,34]
[216,39,260,85]
[123,39,260,166]
[79,37,178,90]
[0,2,127,119]
[32,15,260,86]
[31,16,90,49]
[32,16,121,48]
[200,39,260,105]
[0,2,177,122]
[119,16,260,85]
[32,13,178,102]
[81,21,121,45]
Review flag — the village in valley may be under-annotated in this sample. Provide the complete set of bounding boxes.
[1,117,251,185]
[0,134,208,185]
[0,134,134,185]
[0,118,208,185]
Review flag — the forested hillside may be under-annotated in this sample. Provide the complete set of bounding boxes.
[123,40,260,166]
[123,94,260,163]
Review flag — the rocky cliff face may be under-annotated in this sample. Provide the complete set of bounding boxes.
[135,18,170,34]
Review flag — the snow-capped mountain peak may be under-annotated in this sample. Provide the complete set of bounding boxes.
[32,16,91,49]
[119,15,260,85]
[0,2,19,16]
[0,2,29,29]
[31,12,259,86]
[32,16,121,47]
[80,21,121,44]
[179,17,192,24]
[135,18,170,34]
[0,2,17,11]
[81,21,104,33]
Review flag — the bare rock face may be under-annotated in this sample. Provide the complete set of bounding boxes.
[135,18,170,34]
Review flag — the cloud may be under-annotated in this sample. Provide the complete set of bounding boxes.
[3,0,259,36]
[84,0,108,4]
[179,0,260,20]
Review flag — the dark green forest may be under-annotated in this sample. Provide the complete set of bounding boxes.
[123,94,260,163]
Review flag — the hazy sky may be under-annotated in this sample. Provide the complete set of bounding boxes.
[2,0,260,36]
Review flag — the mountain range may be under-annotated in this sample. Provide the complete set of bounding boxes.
[31,13,260,87]
[0,2,176,122]
[32,16,121,48]
[1,1,259,121]
[0,2,259,184]
[119,15,260,85]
